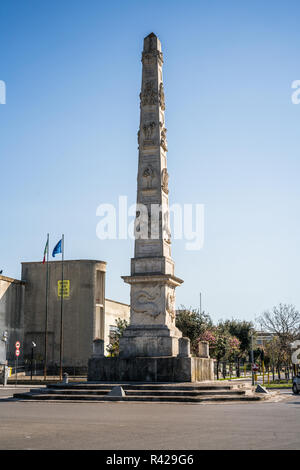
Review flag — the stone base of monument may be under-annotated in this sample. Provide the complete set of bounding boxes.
[87,356,214,382]
[119,325,182,358]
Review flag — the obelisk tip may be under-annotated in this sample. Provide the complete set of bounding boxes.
[143,32,161,52]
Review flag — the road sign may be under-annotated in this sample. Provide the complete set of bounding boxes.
[15,349,20,357]
[15,341,20,349]
[252,363,259,372]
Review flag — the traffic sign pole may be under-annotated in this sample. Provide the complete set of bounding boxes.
[252,363,259,385]
[15,356,18,387]
[15,346,20,387]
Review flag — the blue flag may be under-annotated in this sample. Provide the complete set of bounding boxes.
[52,239,62,258]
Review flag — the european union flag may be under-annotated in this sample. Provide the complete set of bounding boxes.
[52,239,62,258]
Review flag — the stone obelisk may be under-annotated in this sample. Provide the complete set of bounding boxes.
[120,33,184,358]
[88,33,214,382]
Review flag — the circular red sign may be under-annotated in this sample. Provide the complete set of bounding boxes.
[15,349,20,357]
[15,341,20,349]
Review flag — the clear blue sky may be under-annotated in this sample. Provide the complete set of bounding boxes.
[1,0,300,323]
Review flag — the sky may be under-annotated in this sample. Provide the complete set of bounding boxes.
[1,0,300,324]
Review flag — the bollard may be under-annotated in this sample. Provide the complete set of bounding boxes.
[63,372,69,385]
[198,341,210,358]
[92,339,104,357]
[178,337,191,357]
[1,365,8,387]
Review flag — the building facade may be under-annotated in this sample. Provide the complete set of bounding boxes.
[0,261,130,373]
[105,298,130,350]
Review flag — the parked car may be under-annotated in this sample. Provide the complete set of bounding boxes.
[292,375,300,394]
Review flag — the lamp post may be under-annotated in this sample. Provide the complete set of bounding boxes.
[31,341,36,381]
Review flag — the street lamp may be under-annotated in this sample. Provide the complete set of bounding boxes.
[250,329,255,386]
[31,341,36,381]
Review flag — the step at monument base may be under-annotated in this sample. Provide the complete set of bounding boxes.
[13,381,266,403]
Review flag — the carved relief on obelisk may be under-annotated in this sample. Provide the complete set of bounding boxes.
[120,33,184,358]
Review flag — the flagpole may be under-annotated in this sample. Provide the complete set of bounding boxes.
[44,233,50,381]
[59,234,64,381]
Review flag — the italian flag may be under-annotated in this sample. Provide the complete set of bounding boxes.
[43,238,49,264]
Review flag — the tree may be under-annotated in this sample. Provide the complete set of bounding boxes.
[106,318,129,357]
[227,336,241,360]
[257,303,300,343]
[264,337,283,381]
[219,319,253,357]
[210,330,230,380]
[257,303,300,373]
[176,306,212,354]
[198,327,238,379]
[218,319,253,376]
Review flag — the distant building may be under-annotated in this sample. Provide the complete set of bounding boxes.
[105,299,130,346]
[0,261,130,373]
[255,331,276,348]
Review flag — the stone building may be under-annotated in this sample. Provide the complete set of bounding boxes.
[0,275,25,363]
[105,298,130,346]
[0,261,129,372]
